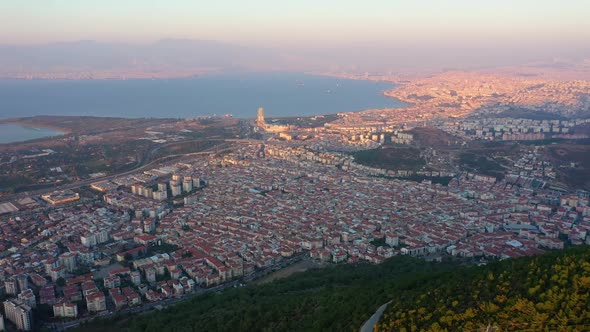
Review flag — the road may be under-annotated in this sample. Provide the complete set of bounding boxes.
[1,138,245,203]
[359,301,391,332]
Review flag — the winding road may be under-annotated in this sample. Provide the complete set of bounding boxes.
[360,301,391,332]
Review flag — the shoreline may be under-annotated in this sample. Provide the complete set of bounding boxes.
[0,72,410,144]
[0,122,68,145]
[311,71,412,109]
[0,118,72,135]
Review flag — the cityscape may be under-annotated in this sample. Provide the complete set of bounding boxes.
[1,1,590,331]
[1,97,590,330]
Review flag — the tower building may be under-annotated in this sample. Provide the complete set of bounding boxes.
[256,107,265,125]
[3,299,33,331]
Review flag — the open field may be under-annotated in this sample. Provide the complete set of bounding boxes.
[269,114,340,128]
[352,146,426,170]
[0,116,177,135]
[458,152,506,179]
[546,143,590,190]
[0,115,240,194]
[406,126,465,148]
[255,260,324,285]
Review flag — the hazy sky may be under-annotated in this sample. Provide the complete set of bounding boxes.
[2,0,589,45]
[1,1,589,70]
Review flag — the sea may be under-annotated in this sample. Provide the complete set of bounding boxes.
[0,72,404,143]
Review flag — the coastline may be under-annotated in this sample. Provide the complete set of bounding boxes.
[0,118,72,135]
[0,73,408,130]
[310,71,412,109]
[0,122,68,145]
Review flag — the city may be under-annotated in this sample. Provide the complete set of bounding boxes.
[1,1,590,331]
[1,100,590,330]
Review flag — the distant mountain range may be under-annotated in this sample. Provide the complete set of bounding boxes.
[1,39,590,80]
[0,39,289,79]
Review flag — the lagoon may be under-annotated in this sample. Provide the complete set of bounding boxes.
[0,123,64,144]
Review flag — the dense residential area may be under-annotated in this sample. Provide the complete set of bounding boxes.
[1,133,589,330]
[2,1,590,331]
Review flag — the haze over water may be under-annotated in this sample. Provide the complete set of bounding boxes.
[0,73,403,120]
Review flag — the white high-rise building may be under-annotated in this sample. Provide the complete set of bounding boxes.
[16,275,28,294]
[4,278,18,296]
[256,107,265,125]
[96,230,109,244]
[192,177,201,188]
[152,190,167,201]
[3,299,33,331]
[59,252,77,273]
[170,181,182,197]
[182,177,193,192]
[80,233,97,247]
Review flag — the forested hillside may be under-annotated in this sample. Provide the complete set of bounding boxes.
[376,246,590,331]
[76,256,459,332]
[78,247,590,332]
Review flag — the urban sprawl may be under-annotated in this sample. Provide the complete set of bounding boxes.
[1,70,590,331]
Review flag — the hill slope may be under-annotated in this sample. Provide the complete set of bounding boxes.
[376,246,590,331]
[78,247,590,332]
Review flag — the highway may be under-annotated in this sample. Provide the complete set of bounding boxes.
[1,138,255,203]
